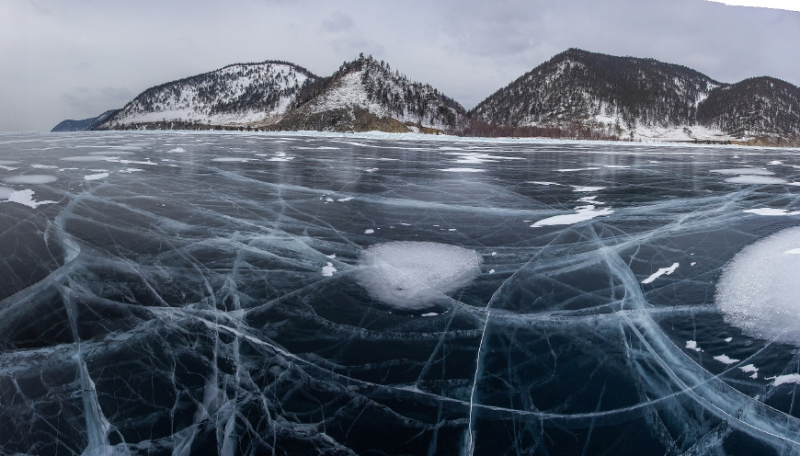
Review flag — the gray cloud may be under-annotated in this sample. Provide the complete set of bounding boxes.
[1,0,798,131]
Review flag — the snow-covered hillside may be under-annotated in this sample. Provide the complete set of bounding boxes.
[275,55,467,132]
[97,62,317,129]
[471,49,734,141]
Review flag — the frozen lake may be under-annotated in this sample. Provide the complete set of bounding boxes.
[2,131,800,455]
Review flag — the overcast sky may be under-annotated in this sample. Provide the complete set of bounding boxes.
[1,0,799,132]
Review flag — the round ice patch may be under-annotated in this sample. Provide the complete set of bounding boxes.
[716,226,800,345]
[356,242,482,309]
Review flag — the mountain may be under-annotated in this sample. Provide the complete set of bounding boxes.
[91,55,466,134]
[272,55,467,133]
[51,109,120,132]
[470,48,725,141]
[55,49,800,144]
[698,77,800,144]
[95,61,318,130]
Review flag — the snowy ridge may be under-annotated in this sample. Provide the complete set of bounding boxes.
[99,62,317,128]
[282,55,467,131]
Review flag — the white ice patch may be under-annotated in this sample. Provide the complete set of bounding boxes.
[338,197,353,202]
[769,161,784,165]
[528,181,562,186]
[60,155,118,162]
[744,208,800,216]
[3,189,57,208]
[355,241,482,309]
[714,354,740,365]
[740,364,759,379]
[711,168,775,176]
[321,262,337,277]
[531,205,613,227]
[30,164,58,169]
[717,226,800,345]
[725,337,733,343]
[364,229,375,234]
[438,168,485,173]
[211,157,254,162]
[84,173,109,181]
[168,147,186,153]
[556,167,600,172]
[2,174,58,184]
[642,263,680,284]
[785,249,800,255]
[773,374,800,386]
[686,340,702,352]
[726,176,788,185]
[572,186,605,192]
[0,165,18,170]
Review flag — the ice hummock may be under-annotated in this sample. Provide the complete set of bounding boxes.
[716,226,800,345]
[355,242,482,309]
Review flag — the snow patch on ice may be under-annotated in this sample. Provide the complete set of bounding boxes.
[556,167,600,172]
[714,354,740,365]
[438,168,485,173]
[642,263,680,284]
[744,208,800,216]
[322,262,337,277]
[84,173,109,181]
[531,205,613,227]
[726,176,788,184]
[364,229,375,234]
[2,189,57,208]
[711,168,774,176]
[774,374,800,386]
[356,241,482,309]
[717,226,800,345]
[686,340,702,352]
[2,174,58,184]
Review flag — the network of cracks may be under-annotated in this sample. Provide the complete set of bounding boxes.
[2,132,800,455]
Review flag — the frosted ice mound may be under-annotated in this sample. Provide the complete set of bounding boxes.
[356,241,482,309]
[716,226,800,345]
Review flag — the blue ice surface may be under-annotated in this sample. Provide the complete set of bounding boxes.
[1,130,800,455]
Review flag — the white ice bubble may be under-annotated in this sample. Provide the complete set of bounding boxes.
[2,174,58,184]
[364,229,374,234]
[355,241,483,309]
[716,226,800,345]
